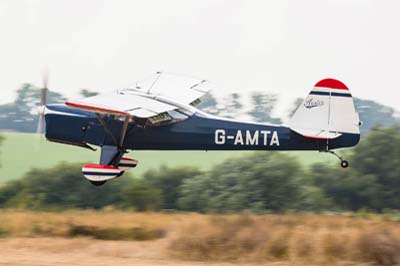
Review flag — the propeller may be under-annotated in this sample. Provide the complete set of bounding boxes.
[36,71,49,135]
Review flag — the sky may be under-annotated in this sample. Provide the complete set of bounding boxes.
[0,0,399,115]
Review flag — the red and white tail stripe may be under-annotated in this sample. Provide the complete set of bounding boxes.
[314,79,348,90]
[310,79,352,98]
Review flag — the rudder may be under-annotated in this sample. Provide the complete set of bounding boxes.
[288,78,360,140]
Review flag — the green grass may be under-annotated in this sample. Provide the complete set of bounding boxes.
[0,132,338,182]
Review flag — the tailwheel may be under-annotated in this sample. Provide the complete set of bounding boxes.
[340,160,349,168]
[90,180,107,186]
[322,150,350,168]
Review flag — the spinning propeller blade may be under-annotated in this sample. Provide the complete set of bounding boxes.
[36,70,49,135]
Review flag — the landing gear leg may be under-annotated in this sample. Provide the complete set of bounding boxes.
[84,114,131,186]
[323,150,349,168]
[97,114,131,167]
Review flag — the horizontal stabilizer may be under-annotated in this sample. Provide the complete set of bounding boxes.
[291,128,342,140]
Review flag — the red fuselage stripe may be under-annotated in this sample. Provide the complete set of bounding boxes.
[66,101,128,115]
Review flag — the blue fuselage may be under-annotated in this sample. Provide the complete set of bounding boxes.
[45,104,360,152]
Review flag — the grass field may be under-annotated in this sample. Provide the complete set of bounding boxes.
[0,211,399,266]
[0,132,339,181]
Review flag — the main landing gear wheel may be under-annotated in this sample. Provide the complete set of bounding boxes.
[90,180,107,186]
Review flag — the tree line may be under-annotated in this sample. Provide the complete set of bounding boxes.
[0,126,398,213]
[0,83,398,135]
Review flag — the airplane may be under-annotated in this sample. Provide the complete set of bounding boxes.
[37,72,361,186]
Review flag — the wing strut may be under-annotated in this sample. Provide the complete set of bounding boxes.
[120,116,130,147]
[95,113,131,152]
[95,113,120,149]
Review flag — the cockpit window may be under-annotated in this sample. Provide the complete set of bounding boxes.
[145,110,189,126]
[112,108,190,127]
[148,112,172,124]
[168,110,188,121]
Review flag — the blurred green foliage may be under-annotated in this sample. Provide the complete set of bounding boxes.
[0,84,66,133]
[179,152,302,212]
[0,134,3,167]
[0,163,129,210]
[144,166,203,210]
[354,98,399,135]
[121,178,162,211]
[248,92,282,124]
[0,126,399,212]
[310,126,400,211]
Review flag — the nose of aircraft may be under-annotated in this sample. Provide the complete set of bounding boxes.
[38,105,47,116]
[44,104,89,145]
[36,105,48,135]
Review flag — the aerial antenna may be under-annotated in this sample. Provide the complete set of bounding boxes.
[190,79,207,92]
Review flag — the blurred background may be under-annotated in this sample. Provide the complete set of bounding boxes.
[0,1,399,266]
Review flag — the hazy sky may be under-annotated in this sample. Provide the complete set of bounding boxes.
[0,0,399,113]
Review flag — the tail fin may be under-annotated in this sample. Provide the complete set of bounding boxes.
[288,78,360,140]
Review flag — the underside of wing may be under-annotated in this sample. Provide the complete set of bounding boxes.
[66,92,177,118]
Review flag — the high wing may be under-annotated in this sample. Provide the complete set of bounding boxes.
[129,72,212,106]
[66,92,177,118]
[66,73,212,122]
